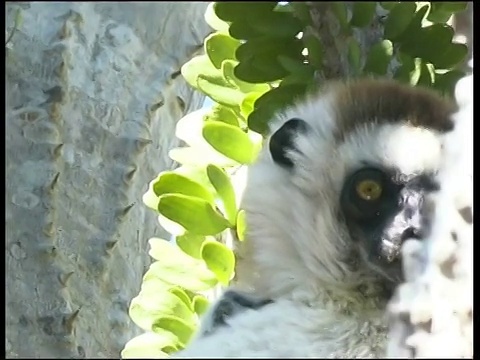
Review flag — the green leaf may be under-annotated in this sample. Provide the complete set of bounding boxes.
[234,56,287,83]
[197,75,245,107]
[205,33,240,69]
[206,164,237,225]
[364,40,393,75]
[254,83,307,110]
[222,59,270,94]
[304,34,323,68]
[202,121,257,164]
[427,2,453,23]
[347,37,362,74]
[393,53,417,85]
[233,37,304,83]
[384,2,417,40]
[431,43,468,69]
[235,37,304,63]
[249,11,303,38]
[152,316,195,348]
[153,172,214,204]
[380,2,399,11]
[158,194,231,235]
[247,105,278,136]
[169,146,237,168]
[439,2,468,12]
[228,21,263,40]
[277,55,315,78]
[169,287,194,312]
[434,69,465,97]
[129,286,195,331]
[174,109,240,167]
[204,2,230,32]
[205,104,240,127]
[181,55,222,90]
[174,165,218,196]
[291,2,312,25]
[350,2,376,28]
[214,2,276,23]
[157,214,186,236]
[192,295,210,316]
[236,209,247,242]
[241,91,265,118]
[274,2,294,13]
[201,241,235,285]
[175,108,210,147]
[395,4,429,43]
[176,234,208,259]
[143,176,161,211]
[145,238,218,291]
[331,2,349,31]
[399,23,466,69]
[121,332,174,359]
[417,61,435,88]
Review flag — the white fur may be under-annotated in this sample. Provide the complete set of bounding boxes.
[174,298,387,358]
[174,83,450,358]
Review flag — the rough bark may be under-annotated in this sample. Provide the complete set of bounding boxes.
[5,2,210,358]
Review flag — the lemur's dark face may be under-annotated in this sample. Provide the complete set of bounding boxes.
[339,167,438,283]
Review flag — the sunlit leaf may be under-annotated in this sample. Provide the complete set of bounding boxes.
[157,214,186,236]
[205,33,240,69]
[203,121,258,164]
[169,146,237,168]
[197,75,245,107]
[201,241,236,285]
[205,104,240,127]
[192,295,210,316]
[145,238,218,291]
[236,209,247,242]
[153,172,214,204]
[129,288,195,331]
[152,316,195,348]
[181,55,222,90]
[241,91,266,118]
[158,194,231,235]
[143,175,161,211]
[207,164,237,224]
[176,233,209,259]
[204,2,230,32]
[121,332,174,359]
[222,60,270,94]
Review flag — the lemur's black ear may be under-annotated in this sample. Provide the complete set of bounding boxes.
[269,118,309,168]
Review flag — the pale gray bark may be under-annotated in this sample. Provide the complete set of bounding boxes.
[5,2,210,358]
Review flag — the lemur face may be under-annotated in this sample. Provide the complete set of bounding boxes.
[238,78,456,298]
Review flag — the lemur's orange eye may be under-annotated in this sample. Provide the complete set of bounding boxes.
[355,180,383,201]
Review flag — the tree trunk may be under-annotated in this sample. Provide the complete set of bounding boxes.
[5,2,210,358]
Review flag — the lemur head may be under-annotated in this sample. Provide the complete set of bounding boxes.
[237,78,457,302]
